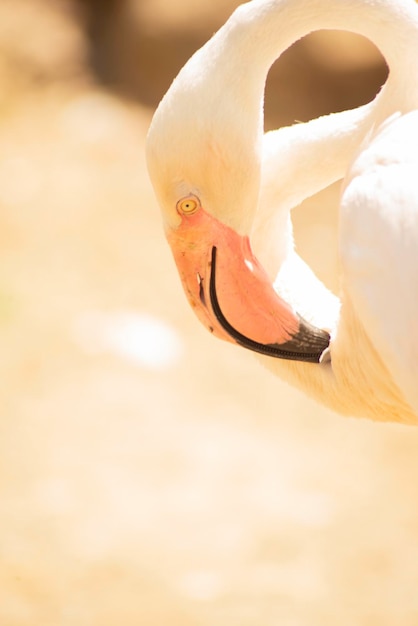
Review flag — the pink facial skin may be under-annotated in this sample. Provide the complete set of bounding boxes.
[166,195,330,363]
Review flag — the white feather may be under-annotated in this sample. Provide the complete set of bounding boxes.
[146,0,418,424]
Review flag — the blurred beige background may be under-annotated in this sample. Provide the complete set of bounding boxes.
[1,1,418,625]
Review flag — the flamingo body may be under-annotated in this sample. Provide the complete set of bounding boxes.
[340,111,418,414]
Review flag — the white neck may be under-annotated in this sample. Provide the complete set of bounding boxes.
[219,0,418,102]
[172,0,418,235]
[252,103,374,277]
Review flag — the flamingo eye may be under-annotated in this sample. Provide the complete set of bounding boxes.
[176,195,201,215]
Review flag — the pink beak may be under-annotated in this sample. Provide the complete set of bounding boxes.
[167,196,330,363]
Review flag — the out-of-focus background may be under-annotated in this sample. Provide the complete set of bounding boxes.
[1,1,418,624]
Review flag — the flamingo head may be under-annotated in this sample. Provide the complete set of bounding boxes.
[146,41,330,364]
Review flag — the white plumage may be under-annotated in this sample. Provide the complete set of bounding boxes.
[146,0,418,424]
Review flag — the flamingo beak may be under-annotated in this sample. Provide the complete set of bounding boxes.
[166,195,330,364]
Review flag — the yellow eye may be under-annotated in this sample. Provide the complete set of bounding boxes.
[176,194,201,215]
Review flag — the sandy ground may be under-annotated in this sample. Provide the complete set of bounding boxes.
[1,1,418,625]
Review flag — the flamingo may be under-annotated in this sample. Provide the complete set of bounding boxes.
[146,0,418,424]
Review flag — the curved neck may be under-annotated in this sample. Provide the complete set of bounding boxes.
[178,0,418,233]
[149,0,418,233]
[225,0,418,96]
